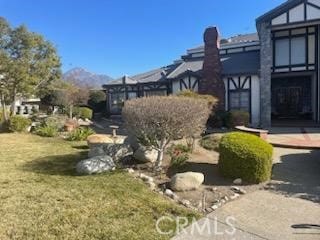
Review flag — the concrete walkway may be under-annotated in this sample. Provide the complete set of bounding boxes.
[173,148,320,240]
[268,128,320,149]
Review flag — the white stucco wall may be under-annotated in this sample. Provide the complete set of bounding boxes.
[172,76,199,94]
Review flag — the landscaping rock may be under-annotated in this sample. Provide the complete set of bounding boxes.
[126,168,135,174]
[133,146,158,163]
[145,181,156,190]
[164,189,174,198]
[170,172,204,192]
[230,193,240,200]
[76,156,115,175]
[124,134,140,151]
[233,178,242,185]
[179,199,191,207]
[231,186,247,194]
[87,134,125,146]
[139,173,154,183]
[103,143,133,162]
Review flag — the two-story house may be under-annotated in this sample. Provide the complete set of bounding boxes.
[103,0,320,127]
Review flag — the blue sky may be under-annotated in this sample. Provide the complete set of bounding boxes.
[0,0,284,78]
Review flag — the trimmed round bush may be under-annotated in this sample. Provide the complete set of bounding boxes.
[8,115,32,133]
[73,107,93,120]
[219,132,273,183]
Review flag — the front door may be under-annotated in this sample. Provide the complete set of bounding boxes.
[274,87,302,118]
[272,77,312,120]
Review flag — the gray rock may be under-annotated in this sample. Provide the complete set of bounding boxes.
[139,173,154,183]
[133,146,158,163]
[124,134,140,151]
[76,155,115,175]
[230,193,240,200]
[126,168,135,174]
[233,178,242,185]
[146,181,156,191]
[164,189,174,198]
[170,172,204,192]
[231,186,247,194]
[88,142,133,163]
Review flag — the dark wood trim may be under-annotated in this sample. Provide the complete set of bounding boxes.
[227,76,252,122]
[307,1,320,10]
[272,26,317,72]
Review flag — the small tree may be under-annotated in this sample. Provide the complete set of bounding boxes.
[122,96,211,171]
[88,90,106,113]
[64,83,90,118]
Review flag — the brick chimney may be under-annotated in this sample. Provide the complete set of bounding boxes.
[199,27,225,110]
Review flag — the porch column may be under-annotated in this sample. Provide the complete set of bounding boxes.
[258,22,272,127]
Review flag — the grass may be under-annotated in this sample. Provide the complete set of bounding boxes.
[0,134,199,240]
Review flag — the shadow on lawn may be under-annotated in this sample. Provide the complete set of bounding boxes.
[267,149,320,204]
[22,151,88,176]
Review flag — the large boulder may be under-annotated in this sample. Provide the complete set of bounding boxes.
[124,134,140,151]
[87,134,125,147]
[170,172,204,191]
[102,143,133,163]
[76,155,115,175]
[87,134,128,159]
[133,146,158,163]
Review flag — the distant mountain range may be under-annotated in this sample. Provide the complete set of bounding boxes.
[63,67,113,89]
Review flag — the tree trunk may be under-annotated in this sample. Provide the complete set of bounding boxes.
[10,87,17,116]
[0,93,8,122]
[155,138,167,174]
[69,105,73,119]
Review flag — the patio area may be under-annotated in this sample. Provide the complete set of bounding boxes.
[268,127,320,149]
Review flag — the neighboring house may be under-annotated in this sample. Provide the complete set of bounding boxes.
[103,0,320,127]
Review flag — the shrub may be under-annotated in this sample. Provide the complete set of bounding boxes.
[88,90,106,113]
[73,107,93,120]
[200,134,222,151]
[225,110,250,128]
[8,115,32,133]
[35,125,58,137]
[44,115,68,130]
[167,144,191,168]
[208,110,229,128]
[123,96,210,170]
[67,127,95,141]
[177,90,218,108]
[219,132,273,183]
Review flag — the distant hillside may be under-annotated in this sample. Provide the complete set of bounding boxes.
[63,67,113,89]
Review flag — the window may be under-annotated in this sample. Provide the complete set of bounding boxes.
[110,92,125,113]
[308,35,316,64]
[229,91,250,112]
[273,27,316,70]
[144,90,167,97]
[291,37,306,64]
[275,39,290,66]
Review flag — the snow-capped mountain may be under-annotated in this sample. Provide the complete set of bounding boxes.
[63,67,113,89]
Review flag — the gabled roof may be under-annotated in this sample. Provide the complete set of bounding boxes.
[167,59,203,79]
[256,0,304,24]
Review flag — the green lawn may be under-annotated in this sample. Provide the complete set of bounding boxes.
[0,134,198,240]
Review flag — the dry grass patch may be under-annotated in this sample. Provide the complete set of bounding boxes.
[0,134,198,240]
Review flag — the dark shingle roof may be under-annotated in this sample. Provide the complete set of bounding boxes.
[221,50,260,75]
[167,60,203,79]
[187,33,259,54]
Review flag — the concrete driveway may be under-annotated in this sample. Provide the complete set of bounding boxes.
[173,148,320,240]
